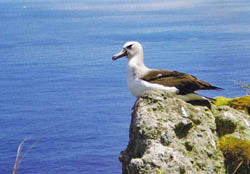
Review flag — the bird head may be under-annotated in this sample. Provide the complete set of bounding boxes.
[112,41,143,61]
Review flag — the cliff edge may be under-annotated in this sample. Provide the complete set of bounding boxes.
[119,91,250,174]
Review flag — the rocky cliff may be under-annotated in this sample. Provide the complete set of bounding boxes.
[119,91,250,174]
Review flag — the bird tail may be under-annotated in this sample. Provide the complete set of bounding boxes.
[208,85,223,90]
[198,79,223,91]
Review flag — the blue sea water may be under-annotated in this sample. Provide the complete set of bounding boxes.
[0,0,250,173]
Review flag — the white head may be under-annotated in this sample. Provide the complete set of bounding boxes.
[112,41,144,61]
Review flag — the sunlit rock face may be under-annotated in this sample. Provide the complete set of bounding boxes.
[119,90,250,174]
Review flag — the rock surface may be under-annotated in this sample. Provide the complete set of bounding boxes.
[119,90,250,174]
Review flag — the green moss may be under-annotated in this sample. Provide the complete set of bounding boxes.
[145,126,165,139]
[218,135,250,161]
[160,130,173,146]
[147,108,152,113]
[156,104,164,112]
[214,96,233,106]
[230,96,250,115]
[214,96,250,115]
[218,135,250,173]
[156,168,165,174]
[142,96,160,105]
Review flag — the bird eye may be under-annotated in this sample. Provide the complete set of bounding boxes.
[126,45,133,49]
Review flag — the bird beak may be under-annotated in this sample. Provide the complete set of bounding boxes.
[112,49,127,61]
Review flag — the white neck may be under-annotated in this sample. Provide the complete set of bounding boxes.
[127,55,149,78]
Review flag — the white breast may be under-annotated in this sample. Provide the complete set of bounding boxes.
[127,65,146,97]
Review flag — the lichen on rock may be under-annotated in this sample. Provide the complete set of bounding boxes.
[218,135,250,174]
[120,90,250,174]
[215,96,250,115]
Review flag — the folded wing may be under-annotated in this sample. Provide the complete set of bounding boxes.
[141,70,222,95]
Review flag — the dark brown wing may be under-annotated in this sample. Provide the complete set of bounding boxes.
[141,70,222,95]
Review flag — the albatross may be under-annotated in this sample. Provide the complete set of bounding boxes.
[112,41,222,102]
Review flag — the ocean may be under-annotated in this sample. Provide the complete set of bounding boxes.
[0,0,249,173]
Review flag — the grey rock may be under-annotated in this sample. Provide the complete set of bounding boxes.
[119,90,250,174]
